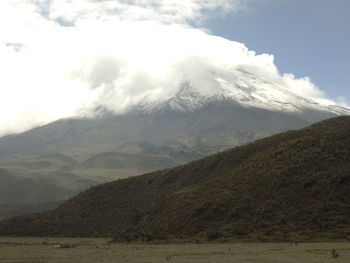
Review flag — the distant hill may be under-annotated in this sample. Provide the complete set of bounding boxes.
[0,201,61,221]
[0,155,97,205]
[1,116,349,242]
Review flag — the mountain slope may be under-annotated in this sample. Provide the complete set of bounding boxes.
[0,82,347,158]
[1,116,349,241]
[135,79,350,116]
[0,101,318,207]
[0,201,61,221]
[0,81,348,217]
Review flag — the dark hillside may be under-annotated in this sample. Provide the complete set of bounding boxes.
[1,116,349,241]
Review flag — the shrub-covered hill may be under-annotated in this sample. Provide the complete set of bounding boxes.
[1,116,350,241]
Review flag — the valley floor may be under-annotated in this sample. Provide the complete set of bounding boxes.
[0,237,350,263]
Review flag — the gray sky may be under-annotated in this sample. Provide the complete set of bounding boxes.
[206,0,350,103]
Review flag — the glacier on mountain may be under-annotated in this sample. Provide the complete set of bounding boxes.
[132,70,350,116]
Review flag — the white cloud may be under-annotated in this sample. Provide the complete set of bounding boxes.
[0,0,345,136]
[38,0,246,25]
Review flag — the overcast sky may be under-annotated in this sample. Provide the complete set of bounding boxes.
[0,0,348,136]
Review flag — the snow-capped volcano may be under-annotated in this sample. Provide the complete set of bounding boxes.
[1,70,347,210]
[133,70,350,116]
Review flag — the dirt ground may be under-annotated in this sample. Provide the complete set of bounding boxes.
[0,237,349,263]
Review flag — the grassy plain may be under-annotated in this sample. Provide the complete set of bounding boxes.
[0,237,350,263]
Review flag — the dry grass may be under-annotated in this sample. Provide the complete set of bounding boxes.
[0,237,350,263]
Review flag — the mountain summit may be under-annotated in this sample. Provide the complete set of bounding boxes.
[134,81,206,113]
[132,74,350,116]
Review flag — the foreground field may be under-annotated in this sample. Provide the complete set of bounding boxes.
[0,237,349,263]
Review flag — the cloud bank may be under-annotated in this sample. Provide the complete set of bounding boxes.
[0,0,343,135]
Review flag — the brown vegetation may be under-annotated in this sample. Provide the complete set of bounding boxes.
[0,116,350,242]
